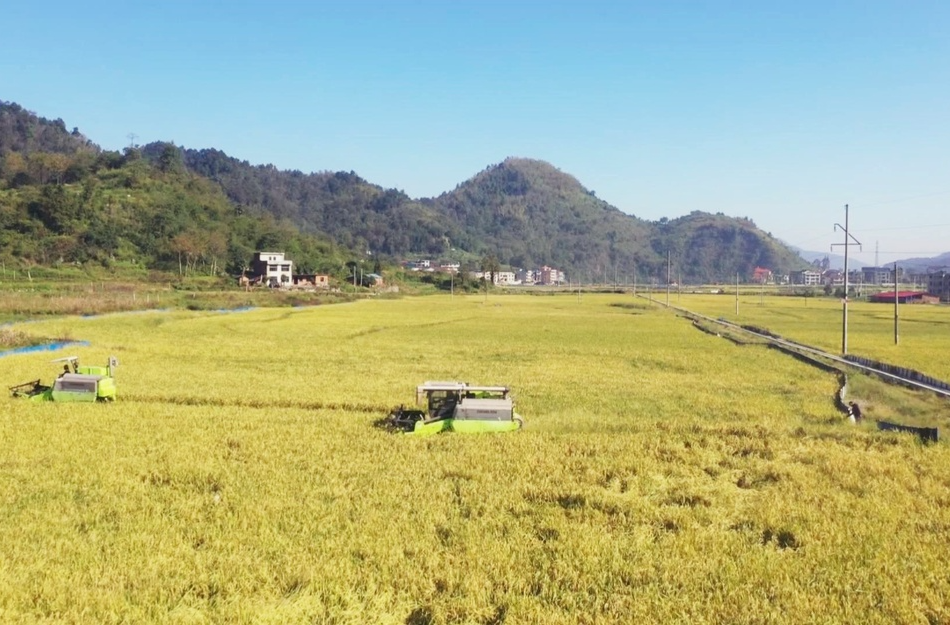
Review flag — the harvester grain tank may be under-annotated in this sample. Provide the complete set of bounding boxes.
[9,356,118,402]
[388,381,524,435]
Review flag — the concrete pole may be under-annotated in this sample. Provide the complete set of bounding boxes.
[894,261,899,345]
[735,272,739,316]
[666,250,671,307]
[842,204,850,355]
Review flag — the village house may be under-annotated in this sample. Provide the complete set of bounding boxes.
[293,274,330,288]
[539,266,565,286]
[790,269,822,286]
[469,270,517,285]
[751,267,773,284]
[496,271,517,285]
[516,268,537,285]
[861,266,893,286]
[927,269,950,302]
[404,259,434,272]
[247,251,293,287]
[869,291,938,305]
[822,270,844,287]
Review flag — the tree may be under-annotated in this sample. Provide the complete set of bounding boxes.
[170,230,203,276]
[204,229,228,276]
[481,253,500,285]
[0,152,26,185]
[157,143,183,174]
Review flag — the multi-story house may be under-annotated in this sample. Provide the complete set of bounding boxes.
[251,252,293,287]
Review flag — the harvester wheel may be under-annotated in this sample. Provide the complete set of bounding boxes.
[513,415,524,429]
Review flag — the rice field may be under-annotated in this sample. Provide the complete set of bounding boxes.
[1,293,948,624]
[672,291,950,382]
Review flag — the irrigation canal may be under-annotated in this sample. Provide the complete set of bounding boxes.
[650,298,950,401]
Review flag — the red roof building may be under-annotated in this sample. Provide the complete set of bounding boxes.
[869,291,937,304]
[751,267,773,284]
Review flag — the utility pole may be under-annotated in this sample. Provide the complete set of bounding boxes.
[666,250,671,306]
[894,261,899,345]
[832,204,862,355]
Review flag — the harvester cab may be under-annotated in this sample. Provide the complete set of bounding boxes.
[388,381,524,435]
[9,356,118,402]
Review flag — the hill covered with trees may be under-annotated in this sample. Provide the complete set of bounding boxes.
[428,158,805,282]
[144,144,455,256]
[1,99,808,282]
[0,101,348,277]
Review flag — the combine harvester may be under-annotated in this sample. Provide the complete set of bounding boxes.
[9,356,118,402]
[387,381,524,435]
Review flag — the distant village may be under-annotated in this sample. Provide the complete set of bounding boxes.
[402,259,567,286]
[239,251,950,303]
[238,252,384,290]
[237,252,566,290]
[753,262,950,303]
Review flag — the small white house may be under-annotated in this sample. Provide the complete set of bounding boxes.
[251,252,293,287]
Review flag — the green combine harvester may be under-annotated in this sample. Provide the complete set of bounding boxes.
[387,381,524,435]
[9,356,118,402]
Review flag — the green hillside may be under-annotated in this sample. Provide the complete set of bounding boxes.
[147,144,456,256]
[1,100,808,282]
[0,103,349,277]
[658,211,807,284]
[431,158,658,278]
[432,158,806,282]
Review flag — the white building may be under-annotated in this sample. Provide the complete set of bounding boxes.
[790,269,822,286]
[251,252,293,287]
[496,271,517,285]
[469,270,518,285]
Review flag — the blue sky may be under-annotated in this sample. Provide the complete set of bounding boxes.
[3,0,949,263]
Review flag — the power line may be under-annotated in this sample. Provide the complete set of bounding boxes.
[857,223,950,233]
[846,189,950,210]
[864,250,948,255]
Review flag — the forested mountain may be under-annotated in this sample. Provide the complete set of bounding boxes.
[894,252,950,273]
[1,99,809,282]
[0,102,97,157]
[430,158,656,277]
[656,211,807,284]
[0,102,348,275]
[158,147,807,281]
[429,158,806,282]
[144,144,455,256]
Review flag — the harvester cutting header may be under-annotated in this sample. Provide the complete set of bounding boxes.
[387,381,524,435]
[9,356,118,402]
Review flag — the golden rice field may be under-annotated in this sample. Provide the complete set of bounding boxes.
[673,291,950,382]
[1,293,949,624]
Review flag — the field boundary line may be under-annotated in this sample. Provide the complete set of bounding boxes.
[645,296,950,400]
